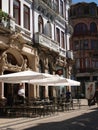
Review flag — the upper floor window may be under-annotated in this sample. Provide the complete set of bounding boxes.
[89,6,96,15]
[90,22,97,33]
[60,0,63,16]
[53,0,58,12]
[92,59,98,68]
[74,23,88,34]
[45,21,52,38]
[85,58,90,68]
[84,6,89,15]
[74,40,80,50]
[0,0,2,9]
[80,40,89,50]
[77,6,83,15]
[38,15,43,33]
[91,40,98,50]
[13,0,20,25]
[76,58,80,69]
[56,28,60,45]
[61,31,65,49]
[24,5,30,30]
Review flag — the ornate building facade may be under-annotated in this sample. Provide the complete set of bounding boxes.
[0,0,73,102]
[69,2,98,96]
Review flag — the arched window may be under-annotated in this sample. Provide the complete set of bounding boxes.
[74,23,88,34]
[90,22,97,33]
[44,21,52,38]
[13,0,20,25]
[38,15,43,33]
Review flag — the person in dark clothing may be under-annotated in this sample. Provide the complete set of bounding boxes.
[7,93,13,106]
[66,88,71,102]
[93,87,98,106]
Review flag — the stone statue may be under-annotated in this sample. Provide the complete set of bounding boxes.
[21,59,28,71]
[0,53,8,65]
[0,53,8,71]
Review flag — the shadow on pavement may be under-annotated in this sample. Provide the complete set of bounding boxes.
[24,107,98,130]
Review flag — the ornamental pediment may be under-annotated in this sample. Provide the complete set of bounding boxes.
[9,33,27,50]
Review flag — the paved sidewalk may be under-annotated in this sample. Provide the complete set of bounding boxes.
[0,105,98,130]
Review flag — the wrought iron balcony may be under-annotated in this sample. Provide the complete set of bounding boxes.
[34,32,59,53]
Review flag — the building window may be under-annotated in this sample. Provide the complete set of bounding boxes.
[13,0,20,25]
[89,6,96,15]
[84,6,89,15]
[76,58,80,69]
[38,15,43,33]
[45,21,52,38]
[61,31,65,49]
[77,6,83,15]
[56,28,60,45]
[0,0,2,9]
[24,5,30,30]
[92,59,98,68]
[60,0,63,16]
[85,58,89,68]
[80,40,89,50]
[91,40,98,50]
[74,40,80,50]
[74,23,88,34]
[90,22,97,33]
[53,0,58,12]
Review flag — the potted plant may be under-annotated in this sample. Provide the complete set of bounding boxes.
[0,9,8,27]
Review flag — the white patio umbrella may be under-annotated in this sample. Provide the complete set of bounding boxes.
[46,78,80,86]
[0,70,55,83]
[28,75,62,85]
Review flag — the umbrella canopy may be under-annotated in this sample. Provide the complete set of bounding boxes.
[47,78,80,86]
[28,75,62,85]
[0,70,55,83]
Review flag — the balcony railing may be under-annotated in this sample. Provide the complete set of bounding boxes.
[59,47,66,57]
[34,32,59,53]
[0,10,15,32]
[66,50,73,60]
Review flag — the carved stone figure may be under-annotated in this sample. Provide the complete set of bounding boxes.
[21,59,28,71]
[0,53,8,71]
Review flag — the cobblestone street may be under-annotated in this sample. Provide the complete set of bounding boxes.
[0,105,98,130]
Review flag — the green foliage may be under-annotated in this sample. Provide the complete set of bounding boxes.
[0,9,8,20]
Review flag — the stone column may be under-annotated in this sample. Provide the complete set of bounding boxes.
[0,82,5,99]
[36,85,39,98]
[45,85,49,98]
[52,87,56,97]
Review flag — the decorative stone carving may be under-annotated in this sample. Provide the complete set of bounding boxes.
[9,33,26,50]
[21,59,28,71]
[44,58,48,69]
[0,52,8,71]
